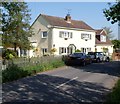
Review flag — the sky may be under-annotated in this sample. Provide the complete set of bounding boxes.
[27,2,118,39]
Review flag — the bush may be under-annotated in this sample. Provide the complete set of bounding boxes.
[2,59,65,83]
[106,79,120,103]
[2,49,18,59]
[2,64,29,83]
[75,49,81,52]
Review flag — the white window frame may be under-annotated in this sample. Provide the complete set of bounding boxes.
[101,35,106,42]
[81,33,91,40]
[42,31,47,38]
[42,48,48,55]
[59,31,73,39]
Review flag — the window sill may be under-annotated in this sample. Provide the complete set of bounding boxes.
[42,37,47,39]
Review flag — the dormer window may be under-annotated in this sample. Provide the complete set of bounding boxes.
[101,35,106,42]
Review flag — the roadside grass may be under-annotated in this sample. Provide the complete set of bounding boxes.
[105,79,120,103]
[2,59,65,83]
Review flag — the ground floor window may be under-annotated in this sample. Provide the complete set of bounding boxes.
[59,47,75,54]
[42,48,47,55]
[81,48,91,54]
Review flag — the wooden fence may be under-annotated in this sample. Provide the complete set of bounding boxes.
[1,56,63,70]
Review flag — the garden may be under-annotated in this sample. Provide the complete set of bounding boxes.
[2,55,65,83]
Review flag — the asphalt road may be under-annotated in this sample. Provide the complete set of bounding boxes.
[2,61,120,103]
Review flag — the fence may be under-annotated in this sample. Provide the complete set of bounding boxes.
[1,56,63,70]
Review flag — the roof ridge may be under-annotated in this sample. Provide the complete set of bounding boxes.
[41,14,65,19]
[41,14,84,22]
[38,14,94,31]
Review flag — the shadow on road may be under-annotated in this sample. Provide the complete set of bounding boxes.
[71,61,120,77]
[2,74,110,103]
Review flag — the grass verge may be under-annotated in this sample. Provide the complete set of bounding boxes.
[105,79,120,103]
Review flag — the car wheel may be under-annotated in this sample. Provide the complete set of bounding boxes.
[106,57,110,62]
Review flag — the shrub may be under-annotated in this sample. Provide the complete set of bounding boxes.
[2,64,29,83]
[106,79,120,103]
[75,49,81,52]
[2,58,65,83]
[2,49,17,59]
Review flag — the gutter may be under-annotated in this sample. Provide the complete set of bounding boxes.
[52,25,96,32]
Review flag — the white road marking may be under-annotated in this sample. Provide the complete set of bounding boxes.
[55,77,78,89]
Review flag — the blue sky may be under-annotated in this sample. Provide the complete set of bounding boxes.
[27,2,118,39]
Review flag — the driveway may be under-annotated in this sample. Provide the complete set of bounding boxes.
[2,61,120,103]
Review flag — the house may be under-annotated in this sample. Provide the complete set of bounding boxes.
[95,29,113,56]
[29,14,96,57]
[29,14,113,57]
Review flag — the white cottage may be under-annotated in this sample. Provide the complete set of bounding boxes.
[29,14,105,57]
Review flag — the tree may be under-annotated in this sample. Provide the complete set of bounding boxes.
[103,27,114,40]
[112,39,120,49]
[2,2,33,54]
[103,1,120,24]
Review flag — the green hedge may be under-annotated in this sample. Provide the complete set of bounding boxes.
[2,59,65,83]
[106,79,120,103]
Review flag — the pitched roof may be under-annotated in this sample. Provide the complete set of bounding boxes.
[95,29,112,45]
[96,29,106,36]
[95,38,112,45]
[41,14,94,30]
[96,29,103,35]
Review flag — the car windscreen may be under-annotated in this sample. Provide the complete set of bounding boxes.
[71,53,83,57]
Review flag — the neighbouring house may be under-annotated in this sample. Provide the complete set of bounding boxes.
[95,29,113,56]
[29,14,96,57]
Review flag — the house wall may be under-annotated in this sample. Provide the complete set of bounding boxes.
[29,16,52,57]
[96,45,113,56]
[52,27,96,55]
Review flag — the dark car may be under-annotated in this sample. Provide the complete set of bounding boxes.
[88,52,110,62]
[65,52,92,66]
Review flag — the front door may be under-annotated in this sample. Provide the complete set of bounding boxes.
[67,44,76,54]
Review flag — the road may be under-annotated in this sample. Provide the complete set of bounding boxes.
[2,61,120,103]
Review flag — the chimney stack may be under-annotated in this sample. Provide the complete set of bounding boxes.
[65,14,71,23]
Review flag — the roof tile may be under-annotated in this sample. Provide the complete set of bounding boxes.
[41,14,94,30]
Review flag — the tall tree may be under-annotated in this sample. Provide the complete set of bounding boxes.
[103,27,114,40]
[103,1,120,24]
[2,2,33,53]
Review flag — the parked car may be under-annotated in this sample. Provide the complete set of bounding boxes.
[88,52,110,62]
[64,52,92,66]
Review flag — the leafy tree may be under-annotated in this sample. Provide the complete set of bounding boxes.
[2,2,33,54]
[103,1,120,24]
[112,39,120,49]
[103,27,114,40]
